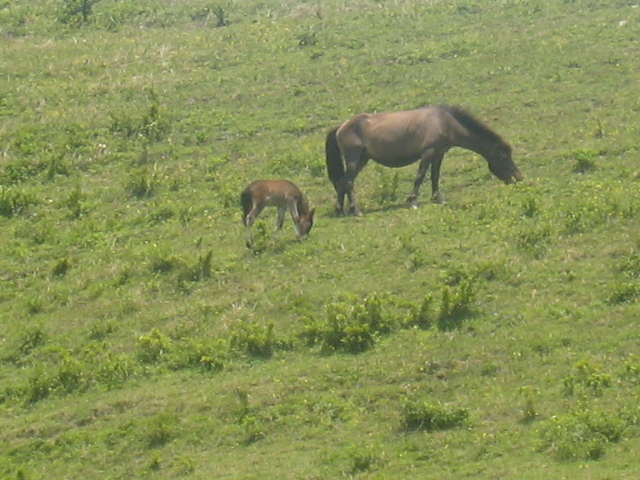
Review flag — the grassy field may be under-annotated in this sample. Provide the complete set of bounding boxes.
[1,0,640,478]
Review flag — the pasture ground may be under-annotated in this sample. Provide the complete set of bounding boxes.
[1,1,640,478]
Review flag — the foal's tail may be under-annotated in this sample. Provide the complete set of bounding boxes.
[240,187,253,226]
[325,126,344,191]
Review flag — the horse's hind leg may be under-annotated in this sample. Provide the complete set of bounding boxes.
[341,154,368,216]
[336,188,347,216]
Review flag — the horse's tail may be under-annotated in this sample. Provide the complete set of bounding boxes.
[325,126,344,191]
[240,187,253,226]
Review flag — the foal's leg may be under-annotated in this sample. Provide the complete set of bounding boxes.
[288,201,302,236]
[245,203,265,227]
[244,203,264,249]
[276,206,287,231]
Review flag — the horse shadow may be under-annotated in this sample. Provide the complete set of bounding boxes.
[323,200,445,218]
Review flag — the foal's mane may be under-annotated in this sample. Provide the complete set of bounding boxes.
[440,105,508,147]
[298,194,311,215]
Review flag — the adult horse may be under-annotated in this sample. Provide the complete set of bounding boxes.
[325,105,522,215]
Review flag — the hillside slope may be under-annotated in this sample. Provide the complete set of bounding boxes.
[1,1,640,478]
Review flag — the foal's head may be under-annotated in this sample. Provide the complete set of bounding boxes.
[298,208,316,236]
[487,143,522,184]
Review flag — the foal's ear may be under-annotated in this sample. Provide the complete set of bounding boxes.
[309,208,316,218]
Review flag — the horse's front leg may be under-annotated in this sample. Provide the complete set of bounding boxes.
[408,154,433,209]
[409,149,446,207]
[429,153,445,204]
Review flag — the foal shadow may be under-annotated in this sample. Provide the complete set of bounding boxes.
[244,230,309,255]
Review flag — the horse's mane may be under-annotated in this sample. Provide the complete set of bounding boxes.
[440,105,509,148]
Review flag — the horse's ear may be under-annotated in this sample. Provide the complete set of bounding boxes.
[309,208,316,218]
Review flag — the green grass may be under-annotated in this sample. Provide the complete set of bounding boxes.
[2,0,640,478]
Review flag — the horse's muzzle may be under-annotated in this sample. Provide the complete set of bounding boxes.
[512,170,523,182]
[505,170,523,184]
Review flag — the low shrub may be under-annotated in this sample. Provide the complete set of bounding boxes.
[137,329,172,364]
[571,148,599,174]
[519,385,539,423]
[302,294,394,354]
[177,250,213,282]
[95,352,136,388]
[109,88,171,143]
[373,169,400,206]
[343,444,384,476]
[141,411,180,448]
[410,294,435,329]
[64,184,84,218]
[563,360,612,396]
[51,258,71,278]
[538,407,626,461]
[169,338,227,372]
[515,223,553,258]
[126,167,158,199]
[57,0,102,26]
[230,321,283,359]
[618,248,640,279]
[607,281,640,304]
[22,348,92,403]
[245,220,271,255]
[401,399,469,432]
[16,326,47,356]
[0,186,36,217]
[437,277,476,330]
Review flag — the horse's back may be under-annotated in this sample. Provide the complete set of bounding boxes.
[338,107,447,163]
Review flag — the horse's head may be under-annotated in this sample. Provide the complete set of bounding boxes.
[487,143,522,184]
[298,208,316,236]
